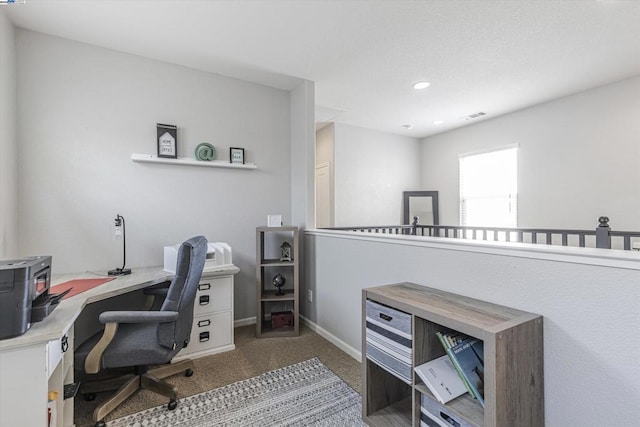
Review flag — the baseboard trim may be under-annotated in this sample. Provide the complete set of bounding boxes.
[233,315,361,362]
[234,316,256,328]
[300,315,361,361]
[173,344,236,362]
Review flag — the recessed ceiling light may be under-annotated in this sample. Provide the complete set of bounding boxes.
[412,81,431,90]
[402,124,413,129]
[460,112,487,120]
[432,120,444,125]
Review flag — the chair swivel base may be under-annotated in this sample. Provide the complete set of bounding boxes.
[81,359,194,426]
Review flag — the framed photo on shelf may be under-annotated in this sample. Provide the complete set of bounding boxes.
[230,147,245,164]
[157,123,178,159]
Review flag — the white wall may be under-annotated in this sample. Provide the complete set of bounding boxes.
[0,11,17,258]
[16,30,293,320]
[421,76,640,230]
[334,123,421,226]
[304,230,640,427]
[290,80,315,229]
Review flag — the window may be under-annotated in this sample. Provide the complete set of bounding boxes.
[459,147,517,228]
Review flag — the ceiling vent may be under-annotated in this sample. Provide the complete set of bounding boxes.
[461,112,486,120]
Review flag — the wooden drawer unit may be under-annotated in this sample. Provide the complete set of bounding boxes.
[365,299,413,384]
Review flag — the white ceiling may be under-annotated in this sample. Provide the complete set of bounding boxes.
[4,0,640,138]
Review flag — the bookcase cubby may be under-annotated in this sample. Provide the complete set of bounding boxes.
[256,226,299,338]
[362,282,544,427]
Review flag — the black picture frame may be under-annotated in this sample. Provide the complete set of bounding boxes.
[157,123,178,159]
[230,147,245,164]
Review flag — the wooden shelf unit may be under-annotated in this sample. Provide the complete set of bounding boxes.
[256,226,299,338]
[362,282,544,427]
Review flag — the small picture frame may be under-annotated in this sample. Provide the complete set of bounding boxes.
[230,147,245,164]
[267,214,282,227]
[157,123,178,159]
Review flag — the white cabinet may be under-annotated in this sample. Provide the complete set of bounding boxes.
[176,267,238,360]
[0,326,74,427]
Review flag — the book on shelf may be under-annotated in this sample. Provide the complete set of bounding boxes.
[414,355,468,404]
[435,331,466,350]
[436,332,474,395]
[449,337,485,408]
[436,331,485,407]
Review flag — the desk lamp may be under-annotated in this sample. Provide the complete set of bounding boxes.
[108,214,132,276]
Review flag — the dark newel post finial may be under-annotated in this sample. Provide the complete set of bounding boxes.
[412,216,419,235]
[598,216,609,227]
[595,216,611,249]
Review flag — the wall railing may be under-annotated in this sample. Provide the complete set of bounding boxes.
[326,217,640,251]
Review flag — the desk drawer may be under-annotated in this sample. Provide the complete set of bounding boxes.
[184,311,232,355]
[365,299,413,384]
[194,276,232,316]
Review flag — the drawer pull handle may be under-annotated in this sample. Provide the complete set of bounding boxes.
[199,295,210,305]
[61,335,69,353]
[199,331,210,342]
[198,283,211,291]
[198,319,211,327]
[379,313,393,322]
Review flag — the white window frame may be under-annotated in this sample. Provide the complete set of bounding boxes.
[459,145,518,232]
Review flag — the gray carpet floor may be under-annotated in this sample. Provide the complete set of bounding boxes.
[75,324,362,427]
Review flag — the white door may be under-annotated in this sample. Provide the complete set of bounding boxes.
[315,163,332,228]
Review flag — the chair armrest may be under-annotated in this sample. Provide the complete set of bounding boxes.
[85,322,118,374]
[99,311,179,324]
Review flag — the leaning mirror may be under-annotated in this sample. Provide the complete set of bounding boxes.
[403,191,439,225]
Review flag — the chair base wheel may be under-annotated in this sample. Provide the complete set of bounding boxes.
[168,399,177,410]
[185,368,193,377]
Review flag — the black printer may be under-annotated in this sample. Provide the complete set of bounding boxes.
[0,255,53,340]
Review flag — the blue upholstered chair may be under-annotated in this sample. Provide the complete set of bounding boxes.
[75,235,208,427]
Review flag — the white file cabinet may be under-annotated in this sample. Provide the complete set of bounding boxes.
[176,265,238,360]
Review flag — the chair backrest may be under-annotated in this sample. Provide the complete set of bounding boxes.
[157,235,207,350]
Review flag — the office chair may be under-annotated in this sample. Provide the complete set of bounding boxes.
[75,235,208,427]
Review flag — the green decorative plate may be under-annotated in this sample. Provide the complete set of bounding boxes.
[195,143,216,161]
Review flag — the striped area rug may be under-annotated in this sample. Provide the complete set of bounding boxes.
[107,358,365,426]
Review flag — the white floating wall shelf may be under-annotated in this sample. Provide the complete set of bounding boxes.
[131,153,257,170]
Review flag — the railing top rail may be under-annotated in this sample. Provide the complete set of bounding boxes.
[328,225,413,230]
[322,217,638,251]
[417,225,596,235]
[610,230,640,237]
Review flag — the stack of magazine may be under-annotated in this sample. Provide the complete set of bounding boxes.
[414,331,485,407]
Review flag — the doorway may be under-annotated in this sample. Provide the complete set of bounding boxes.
[315,162,332,228]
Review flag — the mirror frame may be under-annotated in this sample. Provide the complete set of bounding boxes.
[403,191,440,225]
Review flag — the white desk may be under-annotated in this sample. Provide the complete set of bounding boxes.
[0,265,238,427]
